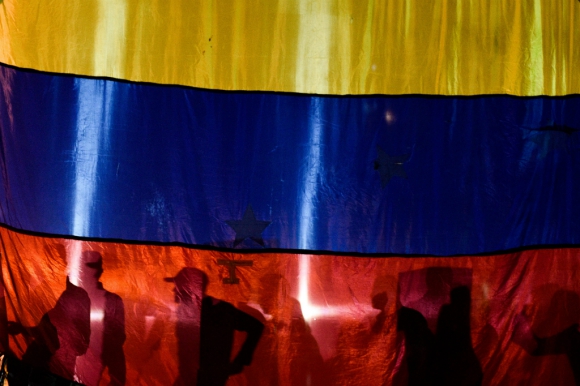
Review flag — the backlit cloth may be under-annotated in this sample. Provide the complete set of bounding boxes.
[0,1,578,95]
[1,228,580,385]
[0,65,578,255]
[1,1,580,385]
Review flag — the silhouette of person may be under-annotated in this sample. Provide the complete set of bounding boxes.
[408,267,454,333]
[397,270,481,386]
[434,286,482,386]
[74,251,126,386]
[371,276,396,334]
[396,307,437,386]
[325,274,397,386]
[166,267,203,386]
[165,267,263,386]
[243,273,326,386]
[8,309,59,374]
[512,289,580,385]
[372,290,389,335]
[8,277,91,384]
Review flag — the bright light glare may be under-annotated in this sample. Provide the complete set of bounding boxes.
[90,309,105,322]
[385,110,395,124]
[298,255,312,320]
[298,254,380,323]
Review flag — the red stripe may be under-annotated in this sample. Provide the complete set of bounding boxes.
[1,227,579,385]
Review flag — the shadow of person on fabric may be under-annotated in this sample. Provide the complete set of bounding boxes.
[166,267,264,386]
[433,286,482,386]
[240,274,327,386]
[396,307,437,386]
[396,268,482,386]
[166,268,203,386]
[512,289,580,385]
[407,267,454,332]
[7,277,90,384]
[74,251,126,386]
[326,274,397,386]
[396,290,483,386]
[372,292,389,333]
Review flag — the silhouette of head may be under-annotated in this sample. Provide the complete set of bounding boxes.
[397,307,429,334]
[450,286,471,307]
[79,251,104,286]
[259,274,288,315]
[372,292,388,310]
[165,268,207,304]
[371,275,394,311]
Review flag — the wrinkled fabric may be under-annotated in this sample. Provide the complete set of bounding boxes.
[1,1,579,385]
[1,228,580,385]
[0,1,578,95]
[0,65,579,255]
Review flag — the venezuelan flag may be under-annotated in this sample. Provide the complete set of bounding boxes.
[0,1,579,385]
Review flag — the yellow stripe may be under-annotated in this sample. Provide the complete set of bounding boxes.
[1,0,578,95]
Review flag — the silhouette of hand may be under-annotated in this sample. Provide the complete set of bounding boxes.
[6,321,27,336]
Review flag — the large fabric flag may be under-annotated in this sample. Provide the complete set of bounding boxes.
[0,1,579,385]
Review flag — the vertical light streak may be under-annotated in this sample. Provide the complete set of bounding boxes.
[295,106,378,323]
[295,1,333,93]
[67,241,83,286]
[295,2,335,321]
[68,0,126,284]
[295,104,377,322]
[297,99,323,322]
[298,254,313,320]
[528,0,545,94]
[68,80,114,285]
[93,0,128,78]
[72,5,126,382]
[298,100,323,250]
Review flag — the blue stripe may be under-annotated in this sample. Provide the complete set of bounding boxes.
[1,65,579,255]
